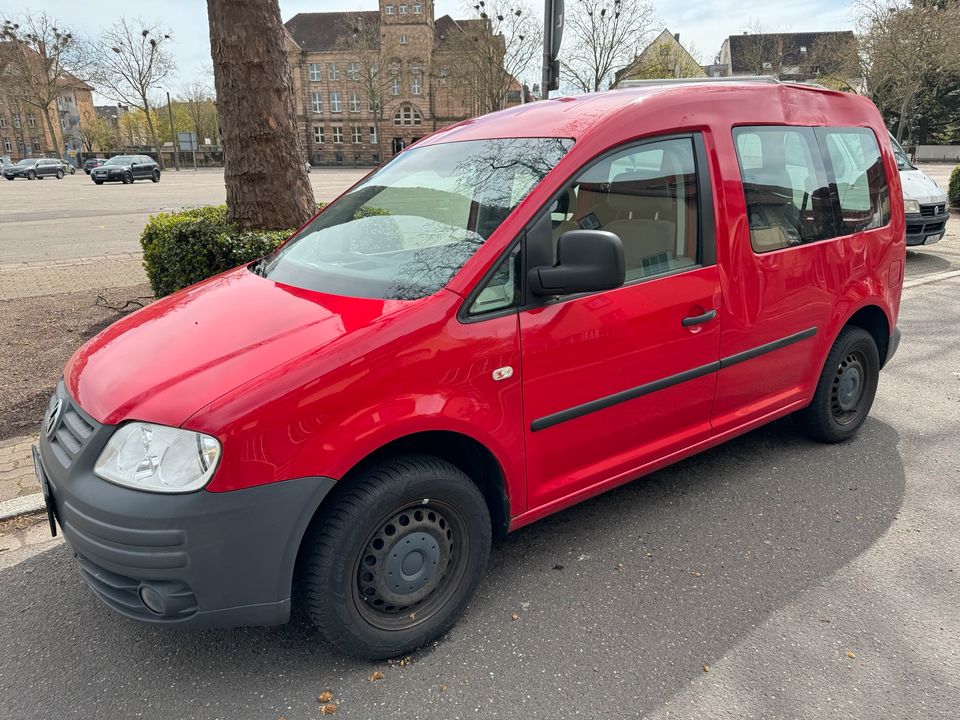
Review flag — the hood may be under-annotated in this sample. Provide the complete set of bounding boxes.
[899,168,947,205]
[66,267,410,427]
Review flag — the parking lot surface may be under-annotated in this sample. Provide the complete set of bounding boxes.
[0,163,958,719]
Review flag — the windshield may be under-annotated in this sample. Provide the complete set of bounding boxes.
[888,134,913,170]
[260,137,573,300]
[104,156,135,166]
[15,159,35,166]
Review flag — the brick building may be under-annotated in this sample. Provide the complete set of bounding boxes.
[0,41,95,163]
[284,1,516,167]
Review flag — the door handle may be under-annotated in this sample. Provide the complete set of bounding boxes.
[682,309,717,327]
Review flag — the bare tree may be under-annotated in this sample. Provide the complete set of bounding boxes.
[337,14,396,161]
[561,0,656,92]
[619,33,704,81]
[180,79,218,145]
[92,18,175,168]
[734,20,786,78]
[454,1,541,114]
[207,0,315,230]
[856,0,960,141]
[1,12,91,158]
[79,113,120,153]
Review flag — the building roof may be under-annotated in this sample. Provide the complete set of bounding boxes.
[615,29,705,84]
[726,31,855,74]
[285,11,380,52]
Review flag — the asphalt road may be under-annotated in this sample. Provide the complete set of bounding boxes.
[0,168,367,264]
[1,269,958,719]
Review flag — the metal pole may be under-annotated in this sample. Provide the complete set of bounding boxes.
[541,0,552,101]
[167,91,180,171]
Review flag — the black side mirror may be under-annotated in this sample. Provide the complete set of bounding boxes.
[528,230,626,296]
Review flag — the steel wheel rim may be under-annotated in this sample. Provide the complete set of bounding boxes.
[830,349,867,425]
[351,499,469,631]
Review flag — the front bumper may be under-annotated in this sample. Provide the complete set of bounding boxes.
[905,208,948,246]
[37,381,335,627]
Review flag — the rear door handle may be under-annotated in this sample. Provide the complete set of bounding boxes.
[682,309,717,327]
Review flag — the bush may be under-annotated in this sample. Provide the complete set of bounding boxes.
[949,165,960,209]
[140,205,292,297]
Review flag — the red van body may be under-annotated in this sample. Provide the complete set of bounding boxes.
[37,81,904,657]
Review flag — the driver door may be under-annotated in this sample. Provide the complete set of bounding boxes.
[520,134,723,511]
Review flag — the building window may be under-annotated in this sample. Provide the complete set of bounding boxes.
[332,126,343,144]
[311,92,323,113]
[349,91,361,112]
[330,91,342,112]
[438,67,449,85]
[313,126,324,144]
[328,63,340,81]
[61,117,67,130]
[0,116,6,129]
[399,4,408,14]
[391,77,400,95]
[13,114,21,129]
[393,103,422,126]
[27,113,36,128]
[413,2,423,13]
[411,75,421,95]
[385,3,394,13]
[309,63,321,81]
[369,126,377,145]
[347,62,359,81]
[389,61,400,75]
[3,139,11,152]
[352,126,362,144]
[410,61,421,74]
[32,139,41,151]
[399,34,408,45]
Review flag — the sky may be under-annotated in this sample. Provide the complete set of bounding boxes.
[6,0,857,104]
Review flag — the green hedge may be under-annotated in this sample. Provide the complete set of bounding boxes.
[141,205,292,297]
[949,165,960,209]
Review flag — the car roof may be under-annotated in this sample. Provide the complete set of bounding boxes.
[417,81,880,149]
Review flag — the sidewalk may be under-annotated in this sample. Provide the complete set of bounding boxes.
[0,254,147,301]
[0,435,43,520]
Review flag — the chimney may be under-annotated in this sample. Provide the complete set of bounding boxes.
[674,33,680,42]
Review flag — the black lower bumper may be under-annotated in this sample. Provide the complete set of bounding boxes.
[884,326,901,368]
[37,386,335,627]
[905,214,947,246]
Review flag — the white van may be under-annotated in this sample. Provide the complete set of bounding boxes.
[889,135,949,246]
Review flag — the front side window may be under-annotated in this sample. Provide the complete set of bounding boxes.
[734,126,836,253]
[259,137,574,300]
[818,128,890,233]
[550,137,701,282]
[469,244,521,315]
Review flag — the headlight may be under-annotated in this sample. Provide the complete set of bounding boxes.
[903,199,921,214]
[94,423,221,493]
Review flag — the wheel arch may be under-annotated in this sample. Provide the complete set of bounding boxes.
[841,304,891,368]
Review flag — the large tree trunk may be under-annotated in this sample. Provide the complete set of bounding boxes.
[40,105,62,159]
[207,0,315,230]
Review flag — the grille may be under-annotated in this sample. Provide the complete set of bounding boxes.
[920,203,946,218]
[45,384,101,470]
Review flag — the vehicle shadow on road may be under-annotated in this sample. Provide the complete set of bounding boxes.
[0,417,904,719]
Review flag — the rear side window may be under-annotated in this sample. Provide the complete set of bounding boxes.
[733,127,836,253]
[817,128,890,233]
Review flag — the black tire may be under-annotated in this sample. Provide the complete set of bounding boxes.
[56,169,64,179]
[151,169,160,183]
[93,179,104,185]
[27,170,36,180]
[302,454,491,659]
[4,176,13,181]
[122,171,133,184]
[796,326,879,443]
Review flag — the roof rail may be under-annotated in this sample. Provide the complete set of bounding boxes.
[618,76,828,90]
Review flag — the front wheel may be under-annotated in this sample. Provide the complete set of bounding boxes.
[301,454,491,659]
[796,326,879,443]
[93,179,104,185]
[56,169,64,179]
[27,170,36,180]
[122,171,133,184]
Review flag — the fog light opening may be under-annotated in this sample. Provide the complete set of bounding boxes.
[138,584,166,615]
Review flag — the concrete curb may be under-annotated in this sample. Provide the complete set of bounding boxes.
[0,493,45,521]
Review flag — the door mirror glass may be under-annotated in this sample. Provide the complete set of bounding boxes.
[528,229,625,296]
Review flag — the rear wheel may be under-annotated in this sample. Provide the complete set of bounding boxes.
[301,454,491,659]
[122,171,133,184]
[796,326,879,443]
[151,169,160,183]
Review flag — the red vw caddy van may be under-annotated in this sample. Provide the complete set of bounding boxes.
[35,79,904,659]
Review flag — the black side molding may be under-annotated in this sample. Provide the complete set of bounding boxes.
[530,327,818,432]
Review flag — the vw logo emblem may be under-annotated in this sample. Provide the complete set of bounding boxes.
[45,399,63,439]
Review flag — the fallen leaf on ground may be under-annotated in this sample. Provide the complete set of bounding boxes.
[552,564,564,571]
[317,690,334,703]
[703,664,710,673]
[511,612,520,621]
[369,671,384,682]
[690,571,702,577]
[320,703,338,715]
[439,683,448,692]
[846,651,856,659]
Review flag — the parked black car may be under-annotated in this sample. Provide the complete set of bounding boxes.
[83,158,106,174]
[3,157,69,180]
[90,155,161,185]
